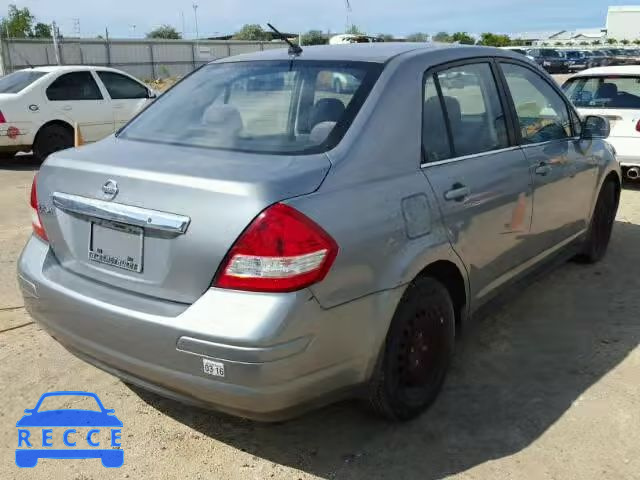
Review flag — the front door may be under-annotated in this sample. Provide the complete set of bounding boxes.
[45,71,114,142]
[499,61,598,253]
[95,71,151,130]
[421,61,534,304]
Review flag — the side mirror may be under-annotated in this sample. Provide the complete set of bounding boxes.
[581,115,610,139]
[148,90,157,99]
[24,409,33,414]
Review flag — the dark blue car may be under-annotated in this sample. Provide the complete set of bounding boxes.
[16,391,123,468]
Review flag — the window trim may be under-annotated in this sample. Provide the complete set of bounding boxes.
[420,57,518,167]
[496,59,581,146]
[96,70,149,100]
[45,71,104,102]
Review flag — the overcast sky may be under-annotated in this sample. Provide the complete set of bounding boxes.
[6,0,632,38]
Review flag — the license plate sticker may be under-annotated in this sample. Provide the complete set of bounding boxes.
[88,221,143,273]
[203,359,225,377]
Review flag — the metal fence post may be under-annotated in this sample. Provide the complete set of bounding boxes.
[149,43,156,79]
[0,37,6,75]
[191,41,196,70]
[105,29,111,67]
[227,42,231,57]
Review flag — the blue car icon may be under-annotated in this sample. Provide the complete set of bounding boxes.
[16,391,123,468]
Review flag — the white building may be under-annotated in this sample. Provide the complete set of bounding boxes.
[607,6,640,41]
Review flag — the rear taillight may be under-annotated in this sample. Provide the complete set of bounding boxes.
[0,111,5,123]
[30,175,48,242]
[214,203,338,293]
[636,119,640,133]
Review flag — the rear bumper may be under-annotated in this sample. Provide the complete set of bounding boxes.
[606,137,640,167]
[18,236,402,420]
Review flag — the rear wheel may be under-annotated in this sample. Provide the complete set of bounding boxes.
[367,277,455,421]
[577,180,618,263]
[33,124,73,162]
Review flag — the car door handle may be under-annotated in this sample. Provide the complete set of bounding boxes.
[444,185,470,202]
[535,163,552,176]
[62,105,72,111]
[113,104,125,109]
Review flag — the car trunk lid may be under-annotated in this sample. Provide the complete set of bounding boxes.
[36,137,331,304]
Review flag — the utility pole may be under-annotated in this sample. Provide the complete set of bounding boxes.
[193,3,199,42]
[181,11,186,39]
[192,2,200,64]
[51,21,61,65]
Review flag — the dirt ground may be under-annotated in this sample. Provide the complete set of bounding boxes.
[0,154,638,479]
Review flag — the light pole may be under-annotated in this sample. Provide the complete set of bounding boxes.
[192,3,199,42]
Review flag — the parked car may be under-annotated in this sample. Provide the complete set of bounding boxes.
[0,66,156,161]
[564,50,589,71]
[563,65,640,180]
[582,50,609,68]
[19,44,620,421]
[527,48,571,73]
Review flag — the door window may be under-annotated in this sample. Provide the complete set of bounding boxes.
[427,63,509,159]
[422,76,453,162]
[97,71,149,100]
[46,72,103,101]
[501,63,571,144]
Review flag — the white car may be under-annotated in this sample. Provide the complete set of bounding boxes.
[0,66,156,161]
[563,66,640,180]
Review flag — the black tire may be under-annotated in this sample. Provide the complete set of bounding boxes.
[577,179,618,263]
[367,277,455,421]
[33,124,73,162]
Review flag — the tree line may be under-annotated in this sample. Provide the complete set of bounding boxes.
[3,5,640,48]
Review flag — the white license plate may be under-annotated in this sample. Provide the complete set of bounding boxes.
[203,359,225,377]
[88,220,144,273]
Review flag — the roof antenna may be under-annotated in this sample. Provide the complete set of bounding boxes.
[267,23,302,56]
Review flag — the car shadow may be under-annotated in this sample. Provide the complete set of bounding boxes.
[130,219,640,480]
[622,178,640,191]
[0,154,40,171]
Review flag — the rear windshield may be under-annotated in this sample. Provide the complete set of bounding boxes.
[563,76,640,109]
[0,70,46,93]
[121,60,382,155]
[540,49,561,58]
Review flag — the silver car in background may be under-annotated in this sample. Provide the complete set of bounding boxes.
[19,44,620,421]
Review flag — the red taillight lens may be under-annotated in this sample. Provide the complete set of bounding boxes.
[214,203,338,293]
[0,111,5,123]
[636,119,640,132]
[30,176,48,241]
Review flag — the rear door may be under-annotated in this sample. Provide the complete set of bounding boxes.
[422,60,534,303]
[45,71,114,142]
[95,71,152,130]
[499,61,598,253]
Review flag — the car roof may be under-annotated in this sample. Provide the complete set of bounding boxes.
[21,65,132,75]
[214,42,523,64]
[571,65,640,77]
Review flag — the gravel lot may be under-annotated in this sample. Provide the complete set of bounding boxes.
[1,147,639,476]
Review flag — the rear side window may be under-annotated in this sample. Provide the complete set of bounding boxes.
[423,62,508,161]
[46,72,103,101]
[97,71,148,99]
[501,63,571,143]
[121,61,381,155]
[0,71,46,93]
[563,76,640,109]
[422,76,452,162]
